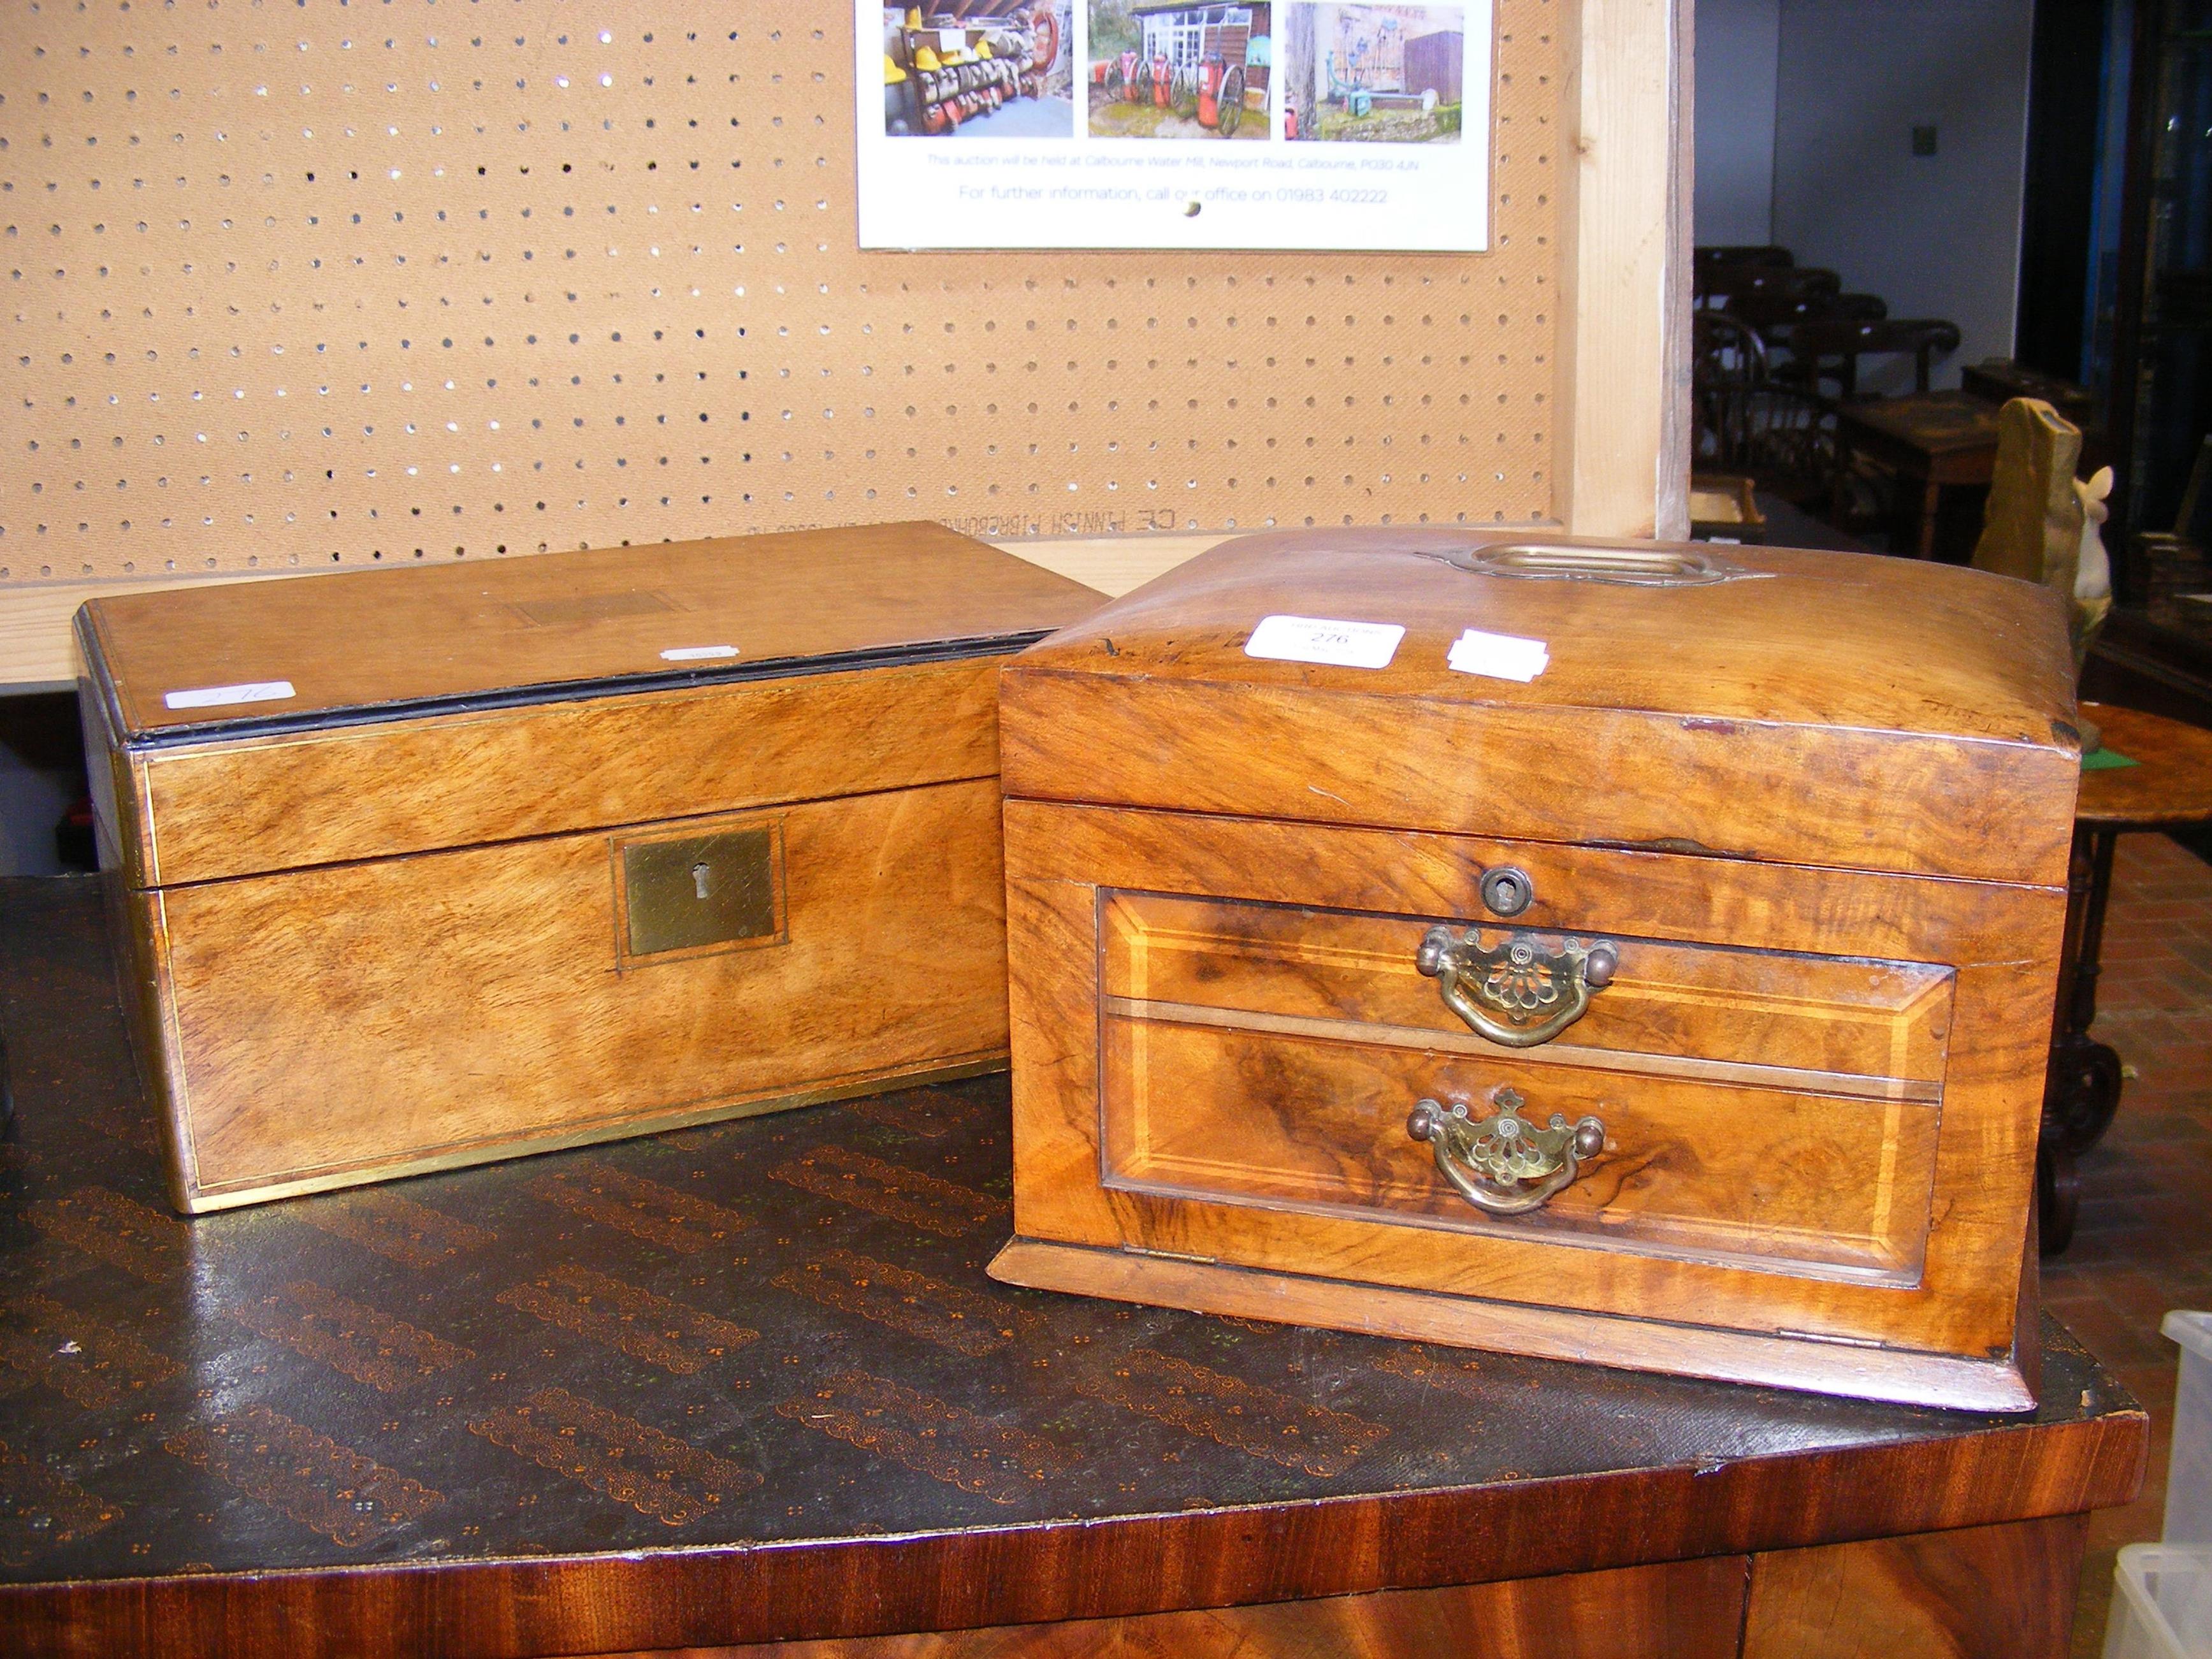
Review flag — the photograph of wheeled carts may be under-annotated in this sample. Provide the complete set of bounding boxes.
[883,3,1075,138]
[1088,2,1271,140]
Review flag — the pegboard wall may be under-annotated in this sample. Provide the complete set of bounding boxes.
[3,0,1577,586]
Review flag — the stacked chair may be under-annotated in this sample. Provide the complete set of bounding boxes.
[1689,245,1965,533]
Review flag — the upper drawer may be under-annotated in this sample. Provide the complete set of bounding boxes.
[1103,894,1955,1095]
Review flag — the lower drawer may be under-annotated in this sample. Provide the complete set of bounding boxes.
[1102,1013,1940,1285]
[130,777,1009,1210]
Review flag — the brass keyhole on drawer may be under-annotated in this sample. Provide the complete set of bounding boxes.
[692,862,711,901]
[1480,866,1534,917]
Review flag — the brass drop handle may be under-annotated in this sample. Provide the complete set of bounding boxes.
[1406,1090,1606,1216]
[1415,925,1619,1048]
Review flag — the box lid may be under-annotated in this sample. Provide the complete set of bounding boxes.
[80,521,1097,746]
[998,530,2083,887]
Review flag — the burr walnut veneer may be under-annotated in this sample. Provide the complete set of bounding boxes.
[992,530,2083,1411]
[74,522,1097,1213]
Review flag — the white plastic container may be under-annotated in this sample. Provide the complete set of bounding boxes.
[2171,1312,2212,1547]
[2103,1546,2212,1659]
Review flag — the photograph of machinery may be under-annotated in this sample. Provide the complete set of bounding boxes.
[1283,3,1464,143]
[1087,3,1272,140]
[883,3,1075,137]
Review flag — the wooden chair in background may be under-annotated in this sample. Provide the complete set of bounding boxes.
[1784,317,1962,401]
[1724,289,1886,352]
[1689,310,1833,503]
[1693,243,1793,272]
[1694,263,1841,312]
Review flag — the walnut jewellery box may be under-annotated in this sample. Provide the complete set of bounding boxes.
[75,522,1097,1213]
[989,529,2082,1411]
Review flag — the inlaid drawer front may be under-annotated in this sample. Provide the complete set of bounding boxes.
[1099,893,1955,1287]
[1102,894,1956,1087]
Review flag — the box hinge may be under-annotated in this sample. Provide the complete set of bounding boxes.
[1123,1245,1218,1266]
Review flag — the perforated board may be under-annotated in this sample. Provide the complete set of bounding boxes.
[0,0,1612,588]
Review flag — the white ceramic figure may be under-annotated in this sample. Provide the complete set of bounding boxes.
[2075,465,2114,613]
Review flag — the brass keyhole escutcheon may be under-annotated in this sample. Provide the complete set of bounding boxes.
[619,825,782,959]
[1480,866,1533,918]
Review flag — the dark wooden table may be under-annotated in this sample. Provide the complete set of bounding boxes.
[1832,390,2002,560]
[1960,359,2096,430]
[2040,702,2212,1253]
[0,878,2147,1657]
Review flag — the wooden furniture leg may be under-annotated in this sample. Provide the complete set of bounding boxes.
[1918,475,1943,559]
[2040,825,2125,1254]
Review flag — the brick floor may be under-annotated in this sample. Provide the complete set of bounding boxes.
[2057,832,2212,1655]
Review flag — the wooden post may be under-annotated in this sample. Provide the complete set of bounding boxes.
[1560,0,1695,540]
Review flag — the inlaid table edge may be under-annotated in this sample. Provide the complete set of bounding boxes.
[0,1398,2147,1659]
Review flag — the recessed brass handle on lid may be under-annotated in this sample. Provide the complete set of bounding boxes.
[1439,543,1762,586]
[1415,926,1619,1048]
[1406,1090,1606,1215]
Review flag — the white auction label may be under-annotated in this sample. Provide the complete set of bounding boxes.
[659,645,741,662]
[162,679,297,711]
[1244,615,1405,670]
[1446,628,1549,683]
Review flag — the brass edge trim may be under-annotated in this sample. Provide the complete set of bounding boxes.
[141,887,206,1206]
[135,748,163,890]
[984,1238,2035,1414]
[73,604,133,762]
[84,606,170,887]
[177,1053,1009,1213]
[1103,996,1943,1105]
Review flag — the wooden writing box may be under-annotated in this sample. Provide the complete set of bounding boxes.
[76,523,1098,1213]
[991,530,2082,1411]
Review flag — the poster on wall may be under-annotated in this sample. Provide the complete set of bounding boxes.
[857,1,1494,252]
